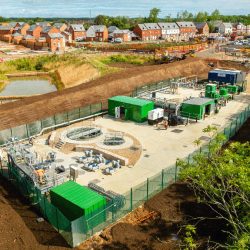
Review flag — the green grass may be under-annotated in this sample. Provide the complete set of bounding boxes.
[100,54,154,65]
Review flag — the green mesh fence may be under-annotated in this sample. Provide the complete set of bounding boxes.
[0,102,105,146]
[0,103,249,247]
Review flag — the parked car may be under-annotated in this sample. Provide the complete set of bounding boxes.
[114,38,123,43]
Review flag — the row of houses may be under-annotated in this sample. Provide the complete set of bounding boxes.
[0,20,249,50]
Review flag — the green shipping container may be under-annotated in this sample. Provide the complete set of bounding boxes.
[180,97,215,120]
[108,96,154,123]
[50,181,106,221]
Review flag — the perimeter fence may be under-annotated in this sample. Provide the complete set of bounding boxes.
[0,87,249,246]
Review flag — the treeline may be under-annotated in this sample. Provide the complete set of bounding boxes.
[93,9,250,29]
[1,8,249,29]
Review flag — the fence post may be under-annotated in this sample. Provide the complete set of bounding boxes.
[43,196,47,218]
[130,188,133,211]
[161,170,164,190]
[175,161,178,183]
[146,178,149,200]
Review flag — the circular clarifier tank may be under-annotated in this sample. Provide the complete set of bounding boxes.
[66,127,102,141]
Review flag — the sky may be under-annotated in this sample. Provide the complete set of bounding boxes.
[0,0,249,18]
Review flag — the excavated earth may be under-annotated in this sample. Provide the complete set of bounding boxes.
[0,57,247,131]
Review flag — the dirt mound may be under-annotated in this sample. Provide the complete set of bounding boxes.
[57,63,100,88]
[0,58,212,130]
[0,176,70,250]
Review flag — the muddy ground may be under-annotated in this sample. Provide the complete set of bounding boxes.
[0,176,71,250]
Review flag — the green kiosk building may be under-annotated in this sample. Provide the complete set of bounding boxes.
[180,97,215,120]
[108,96,154,123]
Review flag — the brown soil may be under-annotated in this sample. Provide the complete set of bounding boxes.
[81,183,226,250]
[0,175,71,250]
[0,57,219,131]
[57,63,100,88]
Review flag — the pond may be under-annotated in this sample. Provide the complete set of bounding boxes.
[0,77,57,96]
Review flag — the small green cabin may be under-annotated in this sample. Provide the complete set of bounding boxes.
[50,181,106,221]
[180,98,215,120]
[108,96,154,122]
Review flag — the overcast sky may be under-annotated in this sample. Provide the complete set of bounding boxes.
[0,0,249,18]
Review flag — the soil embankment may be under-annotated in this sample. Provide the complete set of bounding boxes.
[56,63,100,88]
[0,58,211,130]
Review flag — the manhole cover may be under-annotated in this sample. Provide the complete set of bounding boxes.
[171,129,183,133]
[199,136,210,141]
[144,154,150,158]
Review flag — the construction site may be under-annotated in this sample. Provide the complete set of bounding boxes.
[0,49,249,248]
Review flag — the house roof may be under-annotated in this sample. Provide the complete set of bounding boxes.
[62,31,71,36]
[176,22,195,28]
[137,24,147,30]
[48,33,64,39]
[92,25,106,32]
[195,22,207,29]
[109,96,154,107]
[144,23,160,30]
[211,20,223,28]
[27,25,39,32]
[70,24,85,32]
[0,25,12,31]
[113,29,130,34]
[12,32,23,37]
[23,35,34,40]
[157,22,179,30]
[9,22,18,27]
[53,23,65,29]
[182,97,214,106]
[108,26,119,33]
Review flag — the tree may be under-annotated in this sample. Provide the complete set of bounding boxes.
[210,9,221,21]
[195,11,208,22]
[148,8,161,23]
[178,134,250,248]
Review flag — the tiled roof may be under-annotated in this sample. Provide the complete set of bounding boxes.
[27,24,38,31]
[70,24,85,32]
[108,26,119,33]
[137,24,147,30]
[113,29,130,34]
[158,22,178,30]
[92,25,106,32]
[23,35,34,39]
[12,32,22,37]
[48,33,64,39]
[0,25,13,31]
[42,26,53,33]
[86,26,96,37]
[176,22,195,28]
[195,22,207,29]
[54,23,65,29]
[144,23,160,30]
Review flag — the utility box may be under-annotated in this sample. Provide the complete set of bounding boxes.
[50,181,106,222]
[208,68,246,85]
[148,108,164,125]
[108,96,154,123]
[180,98,215,120]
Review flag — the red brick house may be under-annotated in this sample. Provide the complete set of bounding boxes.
[40,26,60,39]
[12,32,23,44]
[133,24,150,41]
[176,22,197,41]
[68,24,86,41]
[113,30,131,42]
[47,33,65,52]
[0,25,14,42]
[86,25,108,42]
[195,22,209,36]
[15,23,30,36]
[53,23,67,32]
[27,25,42,39]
